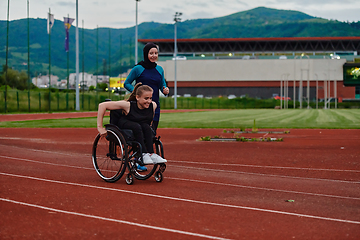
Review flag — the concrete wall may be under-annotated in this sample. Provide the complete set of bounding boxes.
[157,58,354,98]
[159,58,346,82]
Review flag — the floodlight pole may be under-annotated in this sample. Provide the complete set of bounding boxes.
[75,0,80,110]
[135,0,140,64]
[27,0,30,112]
[174,12,182,109]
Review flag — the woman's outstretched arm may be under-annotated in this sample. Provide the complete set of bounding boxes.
[97,101,130,135]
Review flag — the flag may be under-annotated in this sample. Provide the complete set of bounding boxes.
[47,12,54,34]
[64,17,75,52]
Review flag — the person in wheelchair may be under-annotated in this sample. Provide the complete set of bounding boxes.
[97,83,167,165]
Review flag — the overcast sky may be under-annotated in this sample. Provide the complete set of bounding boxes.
[1,0,360,29]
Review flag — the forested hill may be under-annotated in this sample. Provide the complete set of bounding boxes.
[1,7,360,79]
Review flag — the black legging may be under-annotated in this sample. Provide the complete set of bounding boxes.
[118,119,153,154]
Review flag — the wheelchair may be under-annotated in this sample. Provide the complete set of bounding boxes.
[92,109,166,185]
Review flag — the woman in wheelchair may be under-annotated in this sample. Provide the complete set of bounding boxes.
[97,83,167,165]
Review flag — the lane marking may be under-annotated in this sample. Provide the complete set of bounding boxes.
[1,155,359,201]
[166,177,360,201]
[1,155,93,171]
[0,144,89,158]
[1,172,360,225]
[2,143,359,173]
[171,165,360,184]
[1,154,359,184]
[170,160,360,173]
[1,155,358,200]
[0,198,229,240]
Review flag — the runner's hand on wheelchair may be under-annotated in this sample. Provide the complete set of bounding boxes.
[97,126,107,136]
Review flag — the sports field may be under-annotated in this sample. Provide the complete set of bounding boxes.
[1,110,359,239]
[1,109,360,129]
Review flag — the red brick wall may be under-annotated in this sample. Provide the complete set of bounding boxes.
[167,80,355,99]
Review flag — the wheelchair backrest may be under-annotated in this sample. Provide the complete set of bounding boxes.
[109,109,124,125]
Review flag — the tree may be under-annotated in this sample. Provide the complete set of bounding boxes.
[0,65,35,90]
[97,82,108,91]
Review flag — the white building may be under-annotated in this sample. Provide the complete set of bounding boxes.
[32,75,59,88]
[68,73,109,88]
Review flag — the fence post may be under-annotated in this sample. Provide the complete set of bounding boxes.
[66,92,69,110]
[28,91,30,112]
[49,91,51,112]
[17,91,20,111]
[39,92,41,111]
[57,92,60,111]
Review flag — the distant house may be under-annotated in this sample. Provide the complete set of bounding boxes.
[68,73,110,88]
[32,75,59,88]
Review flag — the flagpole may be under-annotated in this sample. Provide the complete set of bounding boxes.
[82,19,84,109]
[27,0,30,112]
[48,8,51,112]
[75,0,80,111]
[108,29,111,98]
[96,25,98,105]
[120,34,122,75]
[66,14,70,110]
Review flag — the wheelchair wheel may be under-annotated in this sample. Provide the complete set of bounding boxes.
[92,129,128,182]
[131,138,165,180]
[127,145,157,181]
[125,173,134,185]
[154,171,163,182]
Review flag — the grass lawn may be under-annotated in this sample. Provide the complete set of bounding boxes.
[1,109,359,129]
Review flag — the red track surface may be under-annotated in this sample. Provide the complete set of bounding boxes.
[0,109,222,122]
[0,114,360,239]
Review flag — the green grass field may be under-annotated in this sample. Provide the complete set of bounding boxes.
[1,109,359,129]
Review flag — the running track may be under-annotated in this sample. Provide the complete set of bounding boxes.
[0,115,359,239]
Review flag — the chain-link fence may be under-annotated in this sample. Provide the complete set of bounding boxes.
[1,90,358,113]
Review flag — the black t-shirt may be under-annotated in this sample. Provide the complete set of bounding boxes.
[124,101,154,125]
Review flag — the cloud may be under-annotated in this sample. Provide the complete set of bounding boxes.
[55,1,75,7]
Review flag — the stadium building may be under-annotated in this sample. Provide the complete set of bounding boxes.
[140,37,360,101]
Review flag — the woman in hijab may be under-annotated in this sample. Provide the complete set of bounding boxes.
[124,42,169,133]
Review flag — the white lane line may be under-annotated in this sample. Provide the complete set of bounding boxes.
[1,172,360,225]
[0,198,229,240]
[170,160,360,173]
[2,143,359,173]
[1,154,358,184]
[1,155,93,171]
[1,155,359,201]
[167,177,360,201]
[171,165,360,184]
[0,144,88,158]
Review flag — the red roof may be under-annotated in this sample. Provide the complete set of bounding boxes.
[139,36,360,43]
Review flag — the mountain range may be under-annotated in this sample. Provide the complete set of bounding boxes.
[1,7,360,80]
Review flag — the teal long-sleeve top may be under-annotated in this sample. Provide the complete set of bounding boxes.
[124,64,167,121]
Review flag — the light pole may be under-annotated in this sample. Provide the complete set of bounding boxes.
[75,0,80,110]
[135,0,140,64]
[174,12,182,109]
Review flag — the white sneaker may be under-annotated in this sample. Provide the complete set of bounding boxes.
[142,153,154,165]
[150,153,167,164]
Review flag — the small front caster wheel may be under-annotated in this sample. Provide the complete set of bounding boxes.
[159,163,166,173]
[126,173,134,185]
[154,171,163,182]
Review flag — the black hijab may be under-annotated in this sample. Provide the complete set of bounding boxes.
[137,42,158,69]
